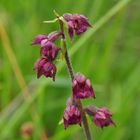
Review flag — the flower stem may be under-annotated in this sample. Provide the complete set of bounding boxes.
[64,48,74,80]
[58,18,92,140]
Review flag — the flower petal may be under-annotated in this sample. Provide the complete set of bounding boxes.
[68,21,74,40]
[32,34,48,45]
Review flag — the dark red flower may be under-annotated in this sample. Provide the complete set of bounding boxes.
[32,31,62,45]
[32,34,48,45]
[94,107,115,128]
[34,58,56,81]
[40,41,61,61]
[72,74,95,99]
[63,13,91,39]
[63,105,82,129]
[47,31,62,42]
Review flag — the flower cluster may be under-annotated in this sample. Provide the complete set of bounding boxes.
[32,31,62,81]
[63,73,114,129]
[32,12,114,132]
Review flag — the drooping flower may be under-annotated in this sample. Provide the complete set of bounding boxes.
[72,74,95,99]
[93,107,115,128]
[32,34,48,45]
[63,105,81,129]
[63,13,91,39]
[40,40,61,61]
[34,58,56,81]
[32,31,62,45]
[47,31,62,42]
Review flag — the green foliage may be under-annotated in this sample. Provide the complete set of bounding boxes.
[0,0,140,139]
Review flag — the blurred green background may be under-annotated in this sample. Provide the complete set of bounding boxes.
[0,0,140,139]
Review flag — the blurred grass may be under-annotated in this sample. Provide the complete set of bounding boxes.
[0,0,140,139]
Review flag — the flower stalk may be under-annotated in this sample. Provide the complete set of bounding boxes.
[32,11,114,140]
[58,17,92,140]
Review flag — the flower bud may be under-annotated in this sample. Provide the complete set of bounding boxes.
[72,74,95,99]
[66,96,77,107]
